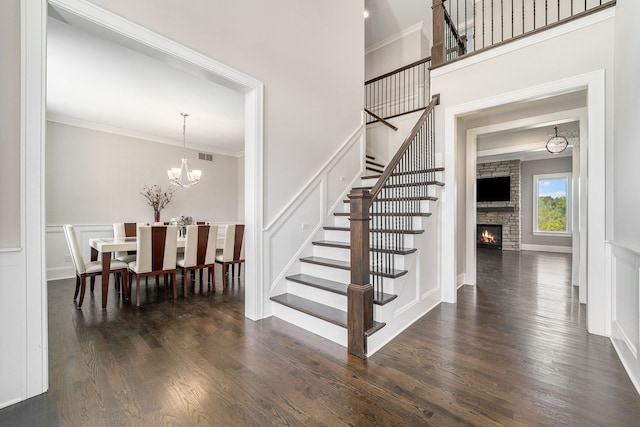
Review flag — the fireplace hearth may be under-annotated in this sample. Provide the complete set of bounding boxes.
[477,224,502,249]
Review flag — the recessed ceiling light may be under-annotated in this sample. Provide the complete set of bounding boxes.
[364,10,369,18]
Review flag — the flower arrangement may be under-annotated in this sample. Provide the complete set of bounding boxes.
[140,185,176,217]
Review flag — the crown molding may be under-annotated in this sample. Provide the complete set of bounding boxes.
[46,113,244,158]
[366,21,426,55]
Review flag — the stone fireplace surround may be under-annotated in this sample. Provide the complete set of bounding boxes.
[476,160,521,251]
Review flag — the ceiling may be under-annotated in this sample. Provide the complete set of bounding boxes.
[46,11,246,156]
[477,123,578,163]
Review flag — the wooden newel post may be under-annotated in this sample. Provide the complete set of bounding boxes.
[347,188,373,358]
[431,0,446,67]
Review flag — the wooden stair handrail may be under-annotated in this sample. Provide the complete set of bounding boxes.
[364,56,432,85]
[364,109,398,131]
[368,94,440,205]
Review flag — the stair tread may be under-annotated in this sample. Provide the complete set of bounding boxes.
[300,256,408,278]
[324,226,424,235]
[271,293,347,327]
[366,154,375,160]
[361,167,444,182]
[344,195,438,203]
[366,159,385,168]
[286,274,397,305]
[272,293,387,333]
[286,273,347,295]
[366,166,384,173]
[353,181,445,191]
[312,240,417,255]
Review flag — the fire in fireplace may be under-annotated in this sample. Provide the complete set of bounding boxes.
[477,224,502,249]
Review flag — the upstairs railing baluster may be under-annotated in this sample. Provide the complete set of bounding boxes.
[433,0,615,67]
[365,58,432,125]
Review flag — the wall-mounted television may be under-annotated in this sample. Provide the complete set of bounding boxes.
[477,176,511,202]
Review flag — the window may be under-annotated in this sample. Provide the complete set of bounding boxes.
[533,172,571,235]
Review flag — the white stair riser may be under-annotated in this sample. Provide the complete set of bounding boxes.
[369,217,424,230]
[286,280,347,311]
[271,303,347,347]
[372,187,439,199]
[333,215,350,228]
[313,245,350,261]
[329,217,424,232]
[324,229,351,242]
[313,246,409,269]
[370,253,406,270]
[370,276,398,295]
[361,177,379,187]
[301,262,350,283]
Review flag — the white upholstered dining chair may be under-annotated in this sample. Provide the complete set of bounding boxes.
[176,224,218,295]
[63,224,129,309]
[128,225,178,306]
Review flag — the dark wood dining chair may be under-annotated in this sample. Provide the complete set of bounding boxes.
[176,224,218,295]
[127,225,178,306]
[215,224,245,286]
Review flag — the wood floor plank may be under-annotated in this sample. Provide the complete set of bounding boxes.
[1,250,639,426]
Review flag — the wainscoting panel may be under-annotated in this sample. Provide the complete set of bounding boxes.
[46,224,112,281]
[609,241,640,394]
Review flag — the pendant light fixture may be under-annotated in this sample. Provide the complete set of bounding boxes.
[545,126,569,154]
[167,112,202,187]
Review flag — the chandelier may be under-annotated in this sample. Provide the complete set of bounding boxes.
[545,126,569,154]
[167,112,201,187]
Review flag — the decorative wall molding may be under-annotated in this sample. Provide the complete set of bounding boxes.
[608,241,640,395]
[263,121,365,308]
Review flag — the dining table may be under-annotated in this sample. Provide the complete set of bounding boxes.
[89,234,224,309]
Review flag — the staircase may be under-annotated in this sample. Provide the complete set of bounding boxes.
[270,150,444,350]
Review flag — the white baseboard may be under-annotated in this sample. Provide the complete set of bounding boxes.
[521,244,572,253]
[48,266,75,281]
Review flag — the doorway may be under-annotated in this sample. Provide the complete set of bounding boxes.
[441,73,609,337]
[21,0,265,399]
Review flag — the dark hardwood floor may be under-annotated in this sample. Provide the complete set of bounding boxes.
[2,250,640,426]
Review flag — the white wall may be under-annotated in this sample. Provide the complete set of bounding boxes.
[365,26,429,81]
[521,156,573,248]
[46,121,240,225]
[610,0,640,395]
[1,0,365,409]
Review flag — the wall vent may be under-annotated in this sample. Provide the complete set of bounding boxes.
[198,153,214,162]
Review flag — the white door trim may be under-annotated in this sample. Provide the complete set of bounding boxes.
[21,0,266,401]
[442,70,608,336]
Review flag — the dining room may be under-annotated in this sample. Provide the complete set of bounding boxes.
[44,10,247,304]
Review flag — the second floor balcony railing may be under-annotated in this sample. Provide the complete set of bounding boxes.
[432,0,616,67]
[365,57,432,124]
